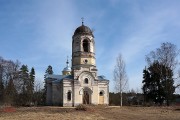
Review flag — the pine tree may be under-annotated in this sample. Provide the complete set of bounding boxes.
[142,67,150,104]
[28,67,35,104]
[42,65,53,105]
[142,62,175,105]
[45,65,53,74]
[0,81,4,104]
[19,65,29,105]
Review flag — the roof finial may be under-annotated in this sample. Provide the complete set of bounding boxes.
[66,56,69,67]
[81,17,84,25]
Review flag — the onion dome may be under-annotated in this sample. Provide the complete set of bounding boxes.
[73,20,94,37]
[62,57,71,75]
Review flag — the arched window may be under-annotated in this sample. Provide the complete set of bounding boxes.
[83,39,89,52]
[99,91,104,96]
[84,78,88,84]
[67,91,71,101]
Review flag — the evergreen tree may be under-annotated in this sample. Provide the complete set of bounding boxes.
[42,65,53,105]
[27,67,35,104]
[0,81,4,104]
[142,67,150,104]
[20,65,29,93]
[146,42,180,90]
[45,65,53,74]
[19,65,29,105]
[142,61,175,105]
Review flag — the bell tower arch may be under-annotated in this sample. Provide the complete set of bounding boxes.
[72,21,97,79]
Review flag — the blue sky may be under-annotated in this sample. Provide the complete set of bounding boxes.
[0,0,180,92]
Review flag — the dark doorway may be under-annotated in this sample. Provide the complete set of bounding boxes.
[83,91,90,104]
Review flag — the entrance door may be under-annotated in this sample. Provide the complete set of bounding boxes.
[83,91,89,104]
[99,91,104,104]
[99,96,104,104]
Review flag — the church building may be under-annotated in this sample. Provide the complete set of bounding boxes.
[45,21,109,106]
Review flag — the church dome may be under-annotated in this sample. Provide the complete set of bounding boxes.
[74,24,93,36]
[63,66,71,72]
[62,58,71,75]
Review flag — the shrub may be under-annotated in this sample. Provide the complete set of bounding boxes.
[75,104,87,111]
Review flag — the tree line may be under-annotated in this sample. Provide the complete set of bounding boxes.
[1,42,180,107]
[0,57,35,106]
[0,56,54,106]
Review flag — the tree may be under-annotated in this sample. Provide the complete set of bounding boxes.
[45,65,53,74]
[0,80,4,104]
[18,65,29,105]
[145,42,180,105]
[27,67,35,104]
[0,63,4,103]
[146,42,179,69]
[20,65,29,93]
[142,67,150,105]
[42,65,54,105]
[4,77,17,105]
[0,57,20,105]
[146,42,180,89]
[142,61,175,106]
[113,54,128,106]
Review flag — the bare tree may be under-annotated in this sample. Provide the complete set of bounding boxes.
[0,57,21,105]
[113,54,128,106]
[146,42,179,69]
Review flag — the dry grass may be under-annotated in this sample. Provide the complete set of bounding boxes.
[0,106,180,120]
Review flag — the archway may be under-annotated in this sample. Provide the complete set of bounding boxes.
[82,87,92,104]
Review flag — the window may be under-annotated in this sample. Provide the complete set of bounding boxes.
[84,78,88,84]
[84,59,88,64]
[67,91,71,101]
[99,91,104,96]
[83,39,89,52]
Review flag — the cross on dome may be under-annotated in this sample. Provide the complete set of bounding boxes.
[81,17,84,25]
[66,56,69,67]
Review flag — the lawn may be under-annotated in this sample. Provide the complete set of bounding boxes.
[0,106,180,120]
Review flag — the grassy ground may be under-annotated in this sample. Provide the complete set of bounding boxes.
[0,105,180,120]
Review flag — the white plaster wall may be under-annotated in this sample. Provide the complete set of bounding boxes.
[52,83,62,105]
[98,81,109,104]
[73,71,100,106]
[63,80,73,106]
[74,83,82,106]
[46,83,52,105]
[91,86,99,104]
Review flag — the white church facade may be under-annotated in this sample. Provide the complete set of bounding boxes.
[45,21,109,106]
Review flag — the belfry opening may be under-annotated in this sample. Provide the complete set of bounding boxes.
[83,39,89,52]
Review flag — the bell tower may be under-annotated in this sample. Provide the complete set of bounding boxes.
[72,20,97,79]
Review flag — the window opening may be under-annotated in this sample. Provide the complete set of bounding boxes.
[67,91,71,101]
[83,40,89,52]
[84,78,88,84]
[99,91,104,96]
[84,59,88,64]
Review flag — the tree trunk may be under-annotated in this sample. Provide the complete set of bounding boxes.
[120,91,122,106]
